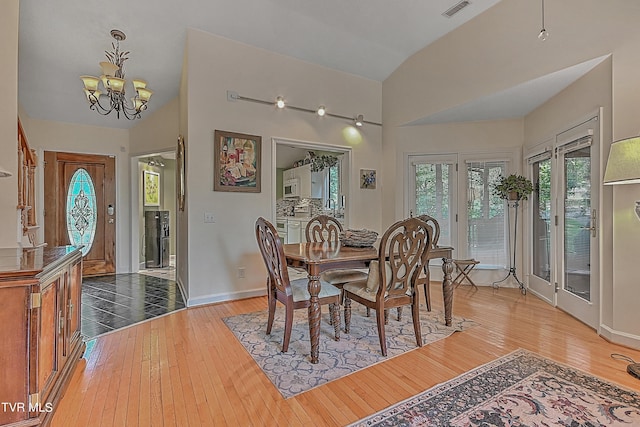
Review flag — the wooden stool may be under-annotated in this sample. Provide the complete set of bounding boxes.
[453,259,480,289]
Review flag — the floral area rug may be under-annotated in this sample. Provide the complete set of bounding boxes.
[223,305,475,398]
[351,348,640,426]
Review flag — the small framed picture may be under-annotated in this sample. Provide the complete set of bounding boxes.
[143,170,160,206]
[214,130,261,193]
[360,169,376,189]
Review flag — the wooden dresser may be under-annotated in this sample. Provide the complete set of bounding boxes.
[0,246,84,427]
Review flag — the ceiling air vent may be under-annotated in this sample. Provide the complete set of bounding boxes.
[442,0,471,18]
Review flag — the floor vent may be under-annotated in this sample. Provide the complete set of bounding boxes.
[443,0,471,18]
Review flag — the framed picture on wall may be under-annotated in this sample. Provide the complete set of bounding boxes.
[144,170,160,206]
[214,129,261,193]
[360,169,376,189]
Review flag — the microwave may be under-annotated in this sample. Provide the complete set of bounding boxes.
[283,178,300,198]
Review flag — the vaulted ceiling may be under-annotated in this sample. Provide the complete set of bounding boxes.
[18,0,598,130]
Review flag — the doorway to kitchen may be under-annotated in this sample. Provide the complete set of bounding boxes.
[272,138,352,243]
[130,150,178,279]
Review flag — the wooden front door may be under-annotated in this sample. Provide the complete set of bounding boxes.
[44,152,116,275]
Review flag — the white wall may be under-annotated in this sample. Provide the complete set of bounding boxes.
[183,29,382,306]
[0,0,19,248]
[382,0,640,348]
[608,33,640,345]
[130,97,180,157]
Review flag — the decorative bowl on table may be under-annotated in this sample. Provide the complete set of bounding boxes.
[339,229,378,247]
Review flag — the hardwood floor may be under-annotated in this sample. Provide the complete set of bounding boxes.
[51,284,640,426]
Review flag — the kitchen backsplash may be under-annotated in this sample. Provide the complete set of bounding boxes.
[276,198,323,217]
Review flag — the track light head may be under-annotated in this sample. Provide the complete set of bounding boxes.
[538,0,549,41]
[276,96,285,109]
[354,114,364,127]
[317,105,326,117]
[538,28,549,41]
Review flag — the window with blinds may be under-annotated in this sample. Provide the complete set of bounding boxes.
[466,160,508,268]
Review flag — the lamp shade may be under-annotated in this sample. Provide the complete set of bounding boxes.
[132,79,147,90]
[106,77,125,93]
[603,136,640,185]
[80,75,100,92]
[99,61,120,77]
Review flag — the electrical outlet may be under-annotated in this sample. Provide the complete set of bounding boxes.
[237,267,246,279]
[204,212,215,223]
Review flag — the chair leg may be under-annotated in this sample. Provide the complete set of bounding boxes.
[397,307,402,321]
[423,274,432,312]
[266,288,276,335]
[344,297,352,333]
[282,305,294,353]
[412,299,423,348]
[366,307,371,317]
[375,306,387,356]
[384,309,389,325]
[331,303,340,340]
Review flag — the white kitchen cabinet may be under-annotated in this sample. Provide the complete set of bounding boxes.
[275,218,288,243]
[286,219,302,244]
[299,219,310,242]
[284,218,312,243]
[283,168,296,181]
[283,164,324,199]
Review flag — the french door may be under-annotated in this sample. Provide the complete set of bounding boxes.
[556,134,599,328]
[528,152,554,302]
[527,118,600,329]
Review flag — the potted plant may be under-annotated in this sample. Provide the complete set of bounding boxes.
[493,174,534,201]
[311,154,339,172]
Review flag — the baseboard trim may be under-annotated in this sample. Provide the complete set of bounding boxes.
[187,288,267,307]
[600,324,640,350]
[527,287,553,305]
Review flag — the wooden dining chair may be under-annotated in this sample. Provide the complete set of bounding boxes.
[343,217,433,356]
[305,215,369,299]
[416,214,440,312]
[255,217,341,353]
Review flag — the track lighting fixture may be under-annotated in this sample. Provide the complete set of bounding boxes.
[538,0,549,41]
[226,90,381,126]
[147,158,165,167]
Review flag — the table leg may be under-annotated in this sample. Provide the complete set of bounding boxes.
[307,268,322,364]
[442,257,454,326]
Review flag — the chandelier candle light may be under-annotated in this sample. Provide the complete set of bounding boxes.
[80,30,153,120]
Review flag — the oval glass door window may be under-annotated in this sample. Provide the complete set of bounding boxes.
[66,168,97,256]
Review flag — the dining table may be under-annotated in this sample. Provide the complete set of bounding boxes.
[282,241,455,364]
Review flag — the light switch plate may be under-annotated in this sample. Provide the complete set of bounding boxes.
[204,213,215,223]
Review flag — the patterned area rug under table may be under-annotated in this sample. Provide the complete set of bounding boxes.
[223,305,475,398]
[351,348,640,426]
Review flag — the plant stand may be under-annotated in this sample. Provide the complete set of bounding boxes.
[492,199,526,295]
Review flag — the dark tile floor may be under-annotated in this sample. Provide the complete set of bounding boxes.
[81,273,186,340]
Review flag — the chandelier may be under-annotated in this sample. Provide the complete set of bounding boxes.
[80,29,153,120]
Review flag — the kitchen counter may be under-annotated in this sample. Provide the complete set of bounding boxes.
[277,216,346,244]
